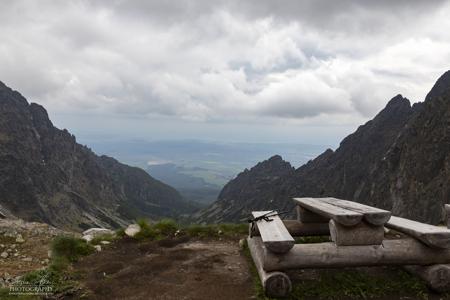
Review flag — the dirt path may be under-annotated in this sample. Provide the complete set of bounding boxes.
[73,237,254,300]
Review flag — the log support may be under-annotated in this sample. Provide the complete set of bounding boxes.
[404,264,450,292]
[247,237,292,298]
[329,219,384,246]
[263,238,450,271]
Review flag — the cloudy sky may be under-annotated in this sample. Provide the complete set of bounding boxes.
[1,0,450,145]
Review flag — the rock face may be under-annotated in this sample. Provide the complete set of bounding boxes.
[0,81,194,230]
[194,155,295,222]
[199,71,450,224]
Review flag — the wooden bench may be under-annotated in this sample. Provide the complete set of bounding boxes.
[386,216,450,249]
[250,211,295,254]
[247,198,450,297]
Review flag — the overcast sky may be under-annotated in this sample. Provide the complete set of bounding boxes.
[1,0,450,145]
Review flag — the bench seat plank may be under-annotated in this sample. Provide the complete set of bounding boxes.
[320,197,391,226]
[252,211,294,254]
[386,216,450,249]
[293,198,363,226]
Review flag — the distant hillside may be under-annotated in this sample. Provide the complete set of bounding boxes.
[147,163,221,206]
[0,81,194,231]
[197,71,450,224]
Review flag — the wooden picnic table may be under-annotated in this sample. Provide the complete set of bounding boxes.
[247,197,450,297]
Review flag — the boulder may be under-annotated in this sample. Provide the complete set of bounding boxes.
[82,228,114,238]
[82,234,94,242]
[125,224,141,237]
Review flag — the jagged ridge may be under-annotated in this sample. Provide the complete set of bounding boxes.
[0,81,194,231]
[198,71,450,224]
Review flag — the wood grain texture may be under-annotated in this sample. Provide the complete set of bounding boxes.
[320,197,391,226]
[252,211,295,254]
[386,216,450,249]
[293,198,363,226]
[247,237,292,298]
[329,219,384,246]
[263,238,450,271]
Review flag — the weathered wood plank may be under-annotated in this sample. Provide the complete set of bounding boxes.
[247,237,292,298]
[320,197,391,226]
[404,264,450,293]
[293,198,363,226]
[446,204,450,229]
[263,238,450,271]
[386,216,450,249]
[297,206,329,223]
[252,211,295,254]
[329,220,384,246]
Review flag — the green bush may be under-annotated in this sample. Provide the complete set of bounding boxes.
[116,228,126,237]
[51,236,94,262]
[134,219,158,240]
[154,219,179,236]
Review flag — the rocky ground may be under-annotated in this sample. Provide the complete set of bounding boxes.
[1,218,450,299]
[0,218,71,288]
[72,237,254,299]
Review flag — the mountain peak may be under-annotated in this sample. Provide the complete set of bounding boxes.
[425,70,450,101]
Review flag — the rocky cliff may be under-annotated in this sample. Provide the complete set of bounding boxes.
[0,81,193,230]
[198,71,450,224]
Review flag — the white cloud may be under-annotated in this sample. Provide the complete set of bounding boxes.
[0,0,449,131]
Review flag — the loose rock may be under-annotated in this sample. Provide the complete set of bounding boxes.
[125,224,141,237]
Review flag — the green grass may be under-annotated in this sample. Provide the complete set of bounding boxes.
[185,223,248,238]
[289,269,430,300]
[90,233,117,245]
[130,219,248,241]
[242,239,272,300]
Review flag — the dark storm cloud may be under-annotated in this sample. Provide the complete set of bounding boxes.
[0,0,449,125]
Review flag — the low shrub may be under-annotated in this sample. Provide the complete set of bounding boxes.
[51,236,94,262]
[134,219,158,240]
[154,219,179,236]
